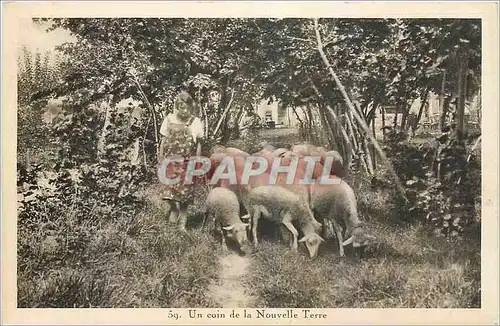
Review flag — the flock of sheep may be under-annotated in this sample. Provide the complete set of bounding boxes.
[204,143,376,259]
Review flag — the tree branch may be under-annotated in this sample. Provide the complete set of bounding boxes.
[128,70,159,156]
[313,18,409,204]
[213,89,236,139]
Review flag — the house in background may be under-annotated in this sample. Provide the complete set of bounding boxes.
[253,99,306,128]
[372,91,481,137]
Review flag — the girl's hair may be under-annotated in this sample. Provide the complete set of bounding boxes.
[174,91,198,115]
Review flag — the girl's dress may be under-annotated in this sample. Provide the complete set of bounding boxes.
[159,113,203,204]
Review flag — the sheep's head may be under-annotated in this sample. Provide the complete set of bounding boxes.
[342,228,376,248]
[272,148,288,158]
[299,233,325,259]
[310,218,323,234]
[223,222,250,248]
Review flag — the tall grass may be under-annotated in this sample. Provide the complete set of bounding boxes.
[18,188,221,308]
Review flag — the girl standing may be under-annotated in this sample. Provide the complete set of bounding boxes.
[158,91,204,232]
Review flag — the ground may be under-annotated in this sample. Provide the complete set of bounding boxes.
[207,253,256,308]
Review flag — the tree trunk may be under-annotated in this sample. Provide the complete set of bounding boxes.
[313,18,409,204]
[325,105,353,169]
[392,107,398,130]
[318,104,336,149]
[129,73,159,155]
[25,148,31,167]
[371,117,377,168]
[456,43,469,141]
[309,78,354,168]
[202,103,209,138]
[362,137,374,174]
[292,107,303,125]
[401,103,409,131]
[213,89,235,139]
[97,103,112,158]
[305,104,315,143]
[439,70,448,131]
[346,110,369,174]
[287,106,291,126]
[344,110,359,150]
[381,106,386,140]
[414,87,431,132]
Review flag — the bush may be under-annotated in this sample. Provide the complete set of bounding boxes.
[382,130,481,237]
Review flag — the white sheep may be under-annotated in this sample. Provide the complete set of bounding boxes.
[310,178,376,257]
[291,143,319,156]
[248,185,324,258]
[205,187,250,253]
[225,147,250,157]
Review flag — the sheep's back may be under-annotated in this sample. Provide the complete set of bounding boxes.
[206,188,240,224]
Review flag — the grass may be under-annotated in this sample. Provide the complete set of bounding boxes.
[18,185,221,308]
[245,186,481,308]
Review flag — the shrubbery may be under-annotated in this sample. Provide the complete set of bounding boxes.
[383,129,481,237]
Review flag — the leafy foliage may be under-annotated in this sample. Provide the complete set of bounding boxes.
[383,128,480,237]
[17,18,482,307]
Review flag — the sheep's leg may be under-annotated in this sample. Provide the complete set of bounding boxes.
[282,213,299,252]
[221,224,228,252]
[240,190,253,239]
[167,200,179,224]
[177,202,189,232]
[202,210,211,231]
[331,218,345,257]
[314,211,328,240]
[251,205,261,246]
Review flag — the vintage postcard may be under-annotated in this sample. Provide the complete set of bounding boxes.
[2,1,499,325]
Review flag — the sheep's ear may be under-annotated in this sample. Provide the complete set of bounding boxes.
[298,236,308,243]
[318,235,326,243]
[342,236,354,246]
[240,214,250,220]
[222,225,234,231]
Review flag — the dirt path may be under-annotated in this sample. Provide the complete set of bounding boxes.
[207,253,256,308]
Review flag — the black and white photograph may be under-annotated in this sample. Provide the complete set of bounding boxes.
[2,1,499,325]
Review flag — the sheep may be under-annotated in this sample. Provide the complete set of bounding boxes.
[225,147,250,158]
[290,143,314,156]
[291,143,323,157]
[272,148,289,158]
[205,187,250,253]
[323,150,345,177]
[259,140,276,152]
[280,150,302,160]
[211,144,227,154]
[310,177,376,257]
[251,149,275,173]
[248,185,325,259]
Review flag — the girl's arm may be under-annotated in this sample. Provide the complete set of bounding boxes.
[191,118,204,156]
[191,117,205,142]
